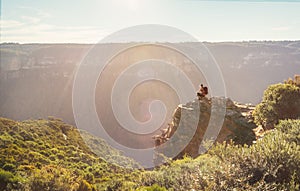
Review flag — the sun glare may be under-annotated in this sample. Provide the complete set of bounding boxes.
[128,0,140,11]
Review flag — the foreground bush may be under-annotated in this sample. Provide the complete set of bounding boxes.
[138,119,300,190]
[1,117,299,190]
[0,169,21,190]
[207,119,300,190]
[0,117,135,191]
[252,83,300,129]
[28,165,82,191]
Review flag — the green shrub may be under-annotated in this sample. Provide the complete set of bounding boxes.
[49,154,57,161]
[78,180,93,191]
[275,119,300,145]
[57,153,65,160]
[207,119,300,189]
[137,184,167,191]
[83,172,94,182]
[139,156,211,190]
[253,83,300,128]
[0,169,20,190]
[2,163,16,172]
[50,148,59,154]
[0,133,13,145]
[28,165,81,191]
[137,120,300,190]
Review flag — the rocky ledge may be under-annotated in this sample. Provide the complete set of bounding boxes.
[153,97,256,159]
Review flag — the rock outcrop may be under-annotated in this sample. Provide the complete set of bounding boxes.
[153,97,256,160]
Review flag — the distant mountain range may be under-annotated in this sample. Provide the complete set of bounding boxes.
[0,41,299,125]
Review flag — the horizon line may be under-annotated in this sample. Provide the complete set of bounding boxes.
[188,0,300,2]
[1,39,300,45]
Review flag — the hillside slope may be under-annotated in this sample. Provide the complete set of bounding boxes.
[0,117,139,190]
[1,117,299,190]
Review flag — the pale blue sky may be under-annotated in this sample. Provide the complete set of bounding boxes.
[1,0,300,43]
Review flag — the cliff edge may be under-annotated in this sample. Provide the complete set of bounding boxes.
[153,97,256,159]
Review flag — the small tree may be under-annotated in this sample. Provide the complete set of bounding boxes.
[253,83,300,129]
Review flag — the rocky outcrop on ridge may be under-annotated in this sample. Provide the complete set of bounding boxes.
[153,97,256,159]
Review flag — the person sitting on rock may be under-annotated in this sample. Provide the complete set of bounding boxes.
[197,84,208,99]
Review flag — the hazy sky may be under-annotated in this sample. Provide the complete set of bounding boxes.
[1,0,300,43]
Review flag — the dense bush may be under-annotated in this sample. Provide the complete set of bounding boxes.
[78,180,93,191]
[277,119,300,145]
[0,169,21,190]
[136,120,300,190]
[253,83,300,128]
[0,117,135,190]
[28,165,81,191]
[136,184,167,191]
[207,119,300,190]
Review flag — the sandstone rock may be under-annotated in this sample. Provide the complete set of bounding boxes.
[153,97,256,161]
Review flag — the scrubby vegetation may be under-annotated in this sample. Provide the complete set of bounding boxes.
[136,119,300,190]
[1,81,300,190]
[253,83,300,129]
[1,119,299,190]
[0,117,139,190]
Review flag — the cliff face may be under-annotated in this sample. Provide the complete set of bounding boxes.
[153,97,256,159]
